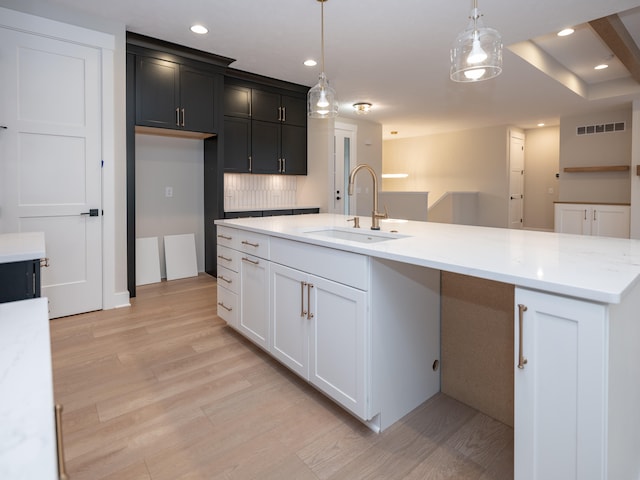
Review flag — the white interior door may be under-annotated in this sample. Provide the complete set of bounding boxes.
[333,123,357,215]
[0,28,103,318]
[509,132,525,229]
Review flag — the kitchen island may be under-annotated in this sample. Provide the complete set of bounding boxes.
[215,213,640,480]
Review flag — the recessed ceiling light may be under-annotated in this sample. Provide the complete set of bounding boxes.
[537,123,545,127]
[594,64,609,70]
[557,28,575,37]
[304,59,317,67]
[190,24,208,34]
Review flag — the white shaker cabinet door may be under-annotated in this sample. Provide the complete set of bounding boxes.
[308,275,369,421]
[514,288,607,480]
[239,254,269,351]
[554,204,591,235]
[270,263,309,379]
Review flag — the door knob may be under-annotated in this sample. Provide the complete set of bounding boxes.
[81,209,100,217]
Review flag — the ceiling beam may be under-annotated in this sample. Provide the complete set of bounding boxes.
[589,14,640,84]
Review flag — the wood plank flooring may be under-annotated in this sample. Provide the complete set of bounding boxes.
[50,274,513,479]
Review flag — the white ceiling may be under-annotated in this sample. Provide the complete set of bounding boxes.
[23,0,640,138]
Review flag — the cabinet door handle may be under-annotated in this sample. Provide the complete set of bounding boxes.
[55,404,69,480]
[278,158,282,173]
[282,158,286,173]
[218,275,232,284]
[217,234,232,240]
[249,155,252,173]
[584,209,587,221]
[217,254,232,262]
[241,240,259,248]
[175,107,180,126]
[181,108,185,127]
[301,281,308,317]
[594,210,597,221]
[217,301,233,312]
[242,256,259,265]
[282,106,286,123]
[517,304,528,369]
[307,283,314,319]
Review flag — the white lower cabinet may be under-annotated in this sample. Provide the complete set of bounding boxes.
[271,262,368,419]
[515,287,607,480]
[239,254,269,350]
[554,203,629,238]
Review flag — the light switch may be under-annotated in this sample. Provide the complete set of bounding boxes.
[165,186,173,198]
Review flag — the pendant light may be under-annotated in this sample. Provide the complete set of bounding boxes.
[450,0,503,82]
[308,0,338,118]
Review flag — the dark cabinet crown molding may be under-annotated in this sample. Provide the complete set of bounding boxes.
[126,32,235,72]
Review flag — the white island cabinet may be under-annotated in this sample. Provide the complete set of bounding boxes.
[215,213,640,479]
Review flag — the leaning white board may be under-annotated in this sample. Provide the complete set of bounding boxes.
[135,237,161,286]
[164,234,198,281]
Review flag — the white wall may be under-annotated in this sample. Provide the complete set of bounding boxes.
[523,126,559,231]
[559,106,632,204]
[383,125,511,228]
[135,134,205,276]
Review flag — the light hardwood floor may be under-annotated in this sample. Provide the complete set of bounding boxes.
[50,274,513,479]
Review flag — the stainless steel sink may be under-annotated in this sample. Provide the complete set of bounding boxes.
[304,227,408,243]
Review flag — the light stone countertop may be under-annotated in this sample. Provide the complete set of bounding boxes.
[0,297,58,480]
[215,213,640,304]
[0,232,46,264]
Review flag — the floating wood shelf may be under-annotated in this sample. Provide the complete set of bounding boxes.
[563,165,630,173]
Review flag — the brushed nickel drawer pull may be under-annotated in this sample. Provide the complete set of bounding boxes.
[241,240,260,247]
[218,275,232,284]
[175,107,180,126]
[55,404,69,480]
[217,301,233,312]
[217,234,232,241]
[517,304,528,369]
[242,256,259,265]
[181,108,185,127]
[301,281,307,317]
[217,254,232,262]
[307,283,314,319]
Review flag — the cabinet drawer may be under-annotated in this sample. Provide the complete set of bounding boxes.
[217,285,238,326]
[216,245,240,272]
[216,225,239,249]
[216,265,238,294]
[237,231,270,259]
[270,237,369,290]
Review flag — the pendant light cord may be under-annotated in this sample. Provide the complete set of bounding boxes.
[320,0,326,74]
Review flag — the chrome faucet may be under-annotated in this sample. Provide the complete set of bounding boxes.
[348,163,388,230]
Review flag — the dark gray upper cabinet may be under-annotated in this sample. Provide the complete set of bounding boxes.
[135,56,221,134]
[224,84,251,118]
[223,80,307,175]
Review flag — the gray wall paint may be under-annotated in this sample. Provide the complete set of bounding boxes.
[559,106,632,204]
[135,134,205,277]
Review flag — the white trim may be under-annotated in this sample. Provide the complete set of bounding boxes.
[0,6,114,49]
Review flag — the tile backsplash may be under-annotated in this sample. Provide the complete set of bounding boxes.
[224,174,297,210]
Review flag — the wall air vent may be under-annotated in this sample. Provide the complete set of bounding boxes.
[576,122,625,135]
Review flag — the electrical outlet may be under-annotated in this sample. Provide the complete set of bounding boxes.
[165,186,173,198]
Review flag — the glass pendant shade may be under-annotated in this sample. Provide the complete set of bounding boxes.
[308,72,338,118]
[450,6,503,82]
[307,0,338,118]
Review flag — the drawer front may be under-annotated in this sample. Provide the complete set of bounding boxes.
[216,265,239,294]
[216,245,240,272]
[216,225,239,249]
[217,285,238,327]
[270,237,369,290]
[237,231,270,259]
